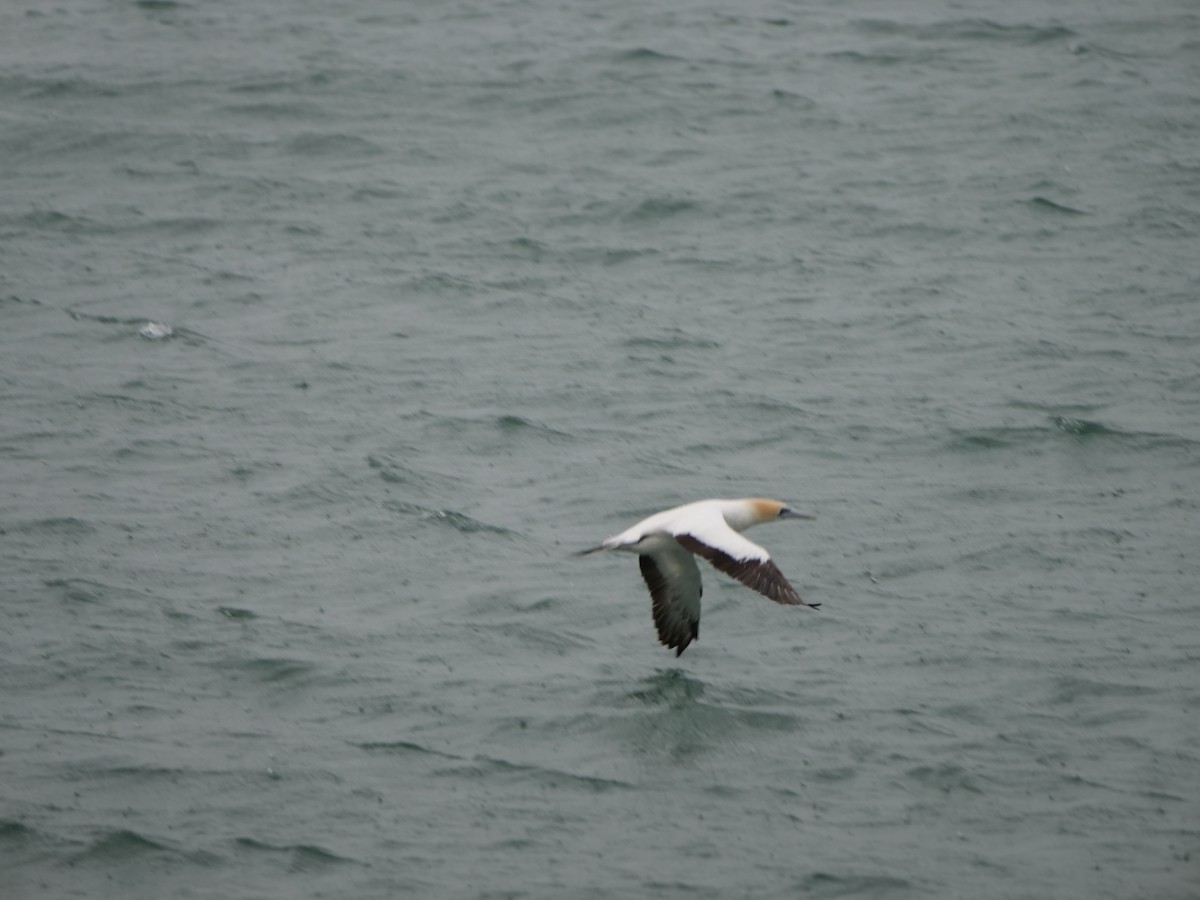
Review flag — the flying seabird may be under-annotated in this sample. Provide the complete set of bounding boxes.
[579,498,818,656]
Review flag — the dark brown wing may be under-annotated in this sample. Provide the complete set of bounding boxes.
[638,552,700,657]
[674,534,818,609]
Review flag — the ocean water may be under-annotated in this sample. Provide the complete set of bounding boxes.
[2,0,1198,897]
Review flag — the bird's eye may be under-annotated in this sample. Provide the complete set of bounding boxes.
[779,507,790,517]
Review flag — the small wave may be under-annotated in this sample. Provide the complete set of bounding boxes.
[227,71,335,94]
[231,657,318,685]
[495,414,574,441]
[600,670,804,761]
[21,78,121,100]
[623,668,707,708]
[233,837,356,872]
[1051,416,1111,436]
[826,50,912,67]
[425,507,514,535]
[906,763,985,795]
[383,499,518,536]
[623,333,721,352]
[138,216,224,235]
[1006,399,1104,415]
[955,539,1066,573]
[85,829,166,858]
[43,578,108,603]
[1029,196,1088,216]
[222,101,326,120]
[811,765,859,783]
[227,460,284,484]
[603,246,658,265]
[1049,676,1158,705]
[354,739,458,760]
[285,132,385,158]
[70,828,217,866]
[16,517,95,537]
[64,310,206,347]
[508,236,548,258]
[944,428,1029,451]
[855,17,1074,45]
[138,321,173,340]
[288,844,354,872]
[555,245,660,266]
[64,309,127,325]
[1052,418,1200,449]
[489,621,592,655]
[16,209,98,233]
[770,87,819,108]
[623,196,698,223]
[615,47,686,65]
[797,872,915,898]
[946,418,1199,453]
[401,270,480,296]
[0,819,37,844]
[449,754,634,794]
[0,293,41,307]
[366,454,460,489]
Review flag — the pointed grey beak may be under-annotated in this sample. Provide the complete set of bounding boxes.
[780,507,815,521]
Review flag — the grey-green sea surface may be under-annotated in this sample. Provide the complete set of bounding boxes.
[2,1,1197,897]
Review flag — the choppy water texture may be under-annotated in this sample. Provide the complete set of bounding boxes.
[2,0,1199,897]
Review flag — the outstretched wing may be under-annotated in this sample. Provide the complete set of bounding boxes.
[674,532,818,609]
[637,538,703,657]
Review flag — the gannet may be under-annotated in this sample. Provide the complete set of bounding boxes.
[579,498,818,656]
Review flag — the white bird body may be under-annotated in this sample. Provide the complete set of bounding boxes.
[581,498,818,656]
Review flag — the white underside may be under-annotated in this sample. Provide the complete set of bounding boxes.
[604,499,771,563]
